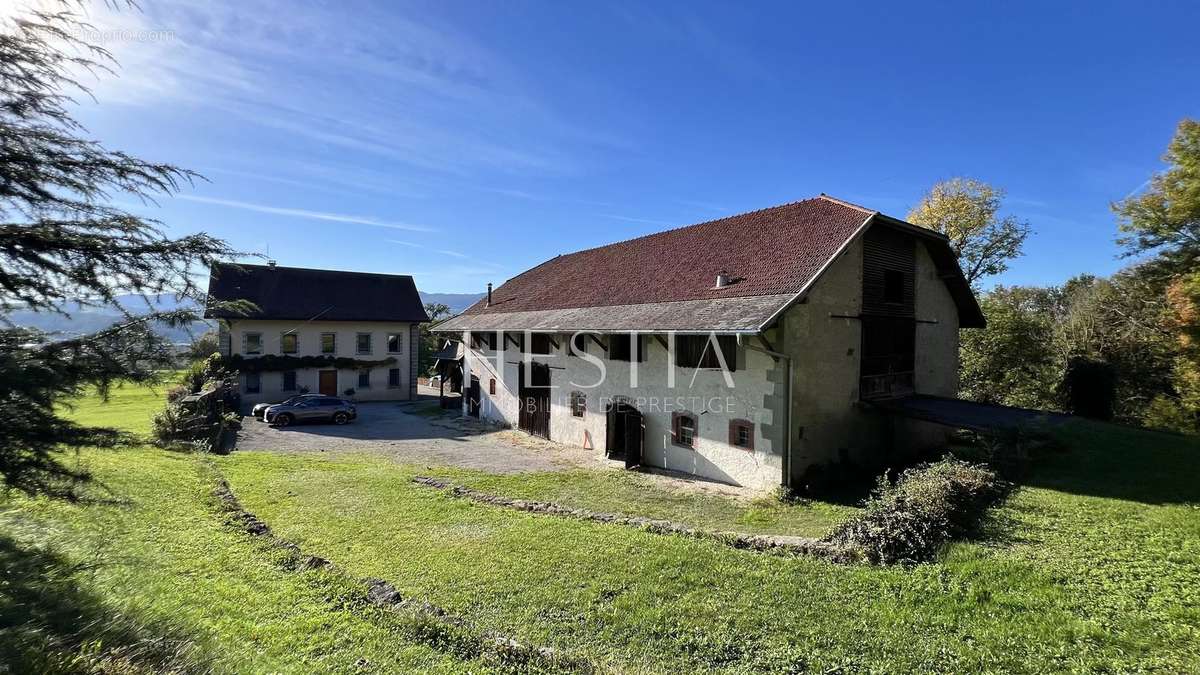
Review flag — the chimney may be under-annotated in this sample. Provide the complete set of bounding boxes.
[486,282,492,307]
[715,272,731,289]
[267,260,277,269]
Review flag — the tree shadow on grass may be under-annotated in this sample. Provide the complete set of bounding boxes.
[0,534,209,674]
[1020,419,1200,505]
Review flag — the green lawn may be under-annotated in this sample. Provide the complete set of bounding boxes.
[442,467,854,537]
[3,382,1199,672]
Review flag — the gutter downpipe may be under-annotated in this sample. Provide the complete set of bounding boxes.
[741,336,794,492]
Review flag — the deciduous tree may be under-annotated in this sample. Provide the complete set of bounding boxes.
[908,178,1031,288]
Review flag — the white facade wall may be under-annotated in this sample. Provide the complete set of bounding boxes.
[462,334,787,490]
[223,319,417,405]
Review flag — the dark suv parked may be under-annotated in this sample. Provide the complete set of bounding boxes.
[264,396,357,426]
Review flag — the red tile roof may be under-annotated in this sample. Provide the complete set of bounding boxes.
[463,196,876,316]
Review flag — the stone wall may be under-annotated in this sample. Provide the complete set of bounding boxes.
[463,333,787,490]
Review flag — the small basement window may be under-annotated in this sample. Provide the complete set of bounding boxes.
[729,419,754,450]
[672,411,697,449]
[570,391,586,417]
[883,269,905,304]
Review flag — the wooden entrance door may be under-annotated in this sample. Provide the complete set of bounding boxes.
[517,362,550,439]
[318,370,338,396]
[605,402,643,468]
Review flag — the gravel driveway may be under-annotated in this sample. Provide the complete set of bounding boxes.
[234,398,598,474]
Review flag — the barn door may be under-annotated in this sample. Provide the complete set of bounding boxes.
[467,375,480,417]
[517,362,551,439]
[530,362,550,439]
[623,407,643,469]
[605,402,624,461]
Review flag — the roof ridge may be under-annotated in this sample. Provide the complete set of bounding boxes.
[546,195,853,261]
[217,262,416,280]
[816,193,877,214]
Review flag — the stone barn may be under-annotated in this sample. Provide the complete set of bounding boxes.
[434,195,984,490]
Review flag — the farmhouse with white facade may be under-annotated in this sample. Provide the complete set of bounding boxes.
[206,263,428,406]
[435,195,985,490]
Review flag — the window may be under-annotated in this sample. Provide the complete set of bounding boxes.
[244,372,261,394]
[570,391,586,418]
[674,335,737,371]
[470,332,496,350]
[505,333,524,353]
[388,368,401,388]
[672,412,697,448]
[570,333,589,355]
[609,334,643,362]
[320,333,336,354]
[883,269,905,304]
[489,378,496,395]
[281,332,298,354]
[356,332,372,355]
[387,333,402,353]
[529,333,552,354]
[244,332,263,355]
[729,419,754,450]
[358,369,371,388]
[282,370,297,391]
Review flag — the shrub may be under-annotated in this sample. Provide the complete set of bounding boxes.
[181,353,232,394]
[165,384,190,404]
[823,459,1007,564]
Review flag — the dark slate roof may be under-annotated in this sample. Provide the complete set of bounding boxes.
[441,195,983,331]
[205,263,429,323]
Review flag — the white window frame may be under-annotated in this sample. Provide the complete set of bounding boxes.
[356,332,372,355]
[280,332,298,354]
[244,332,263,355]
[387,332,402,354]
[320,332,336,354]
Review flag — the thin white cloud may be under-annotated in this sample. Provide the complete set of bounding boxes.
[388,239,499,267]
[178,195,432,232]
[598,213,678,227]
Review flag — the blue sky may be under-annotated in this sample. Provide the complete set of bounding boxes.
[17,0,1200,294]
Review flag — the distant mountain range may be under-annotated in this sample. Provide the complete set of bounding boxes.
[4,291,485,343]
[420,292,484,315]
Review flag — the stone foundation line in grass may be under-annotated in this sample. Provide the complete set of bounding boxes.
[411,475,858,563]
[209,471,593,673]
